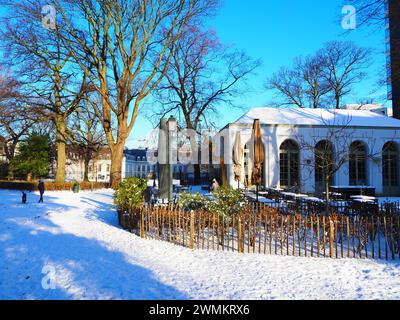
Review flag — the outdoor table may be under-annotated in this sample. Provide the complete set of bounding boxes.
[350,195,377,200]
[353,199,376,204]
[307,197,324,203]
[294,194,308,199]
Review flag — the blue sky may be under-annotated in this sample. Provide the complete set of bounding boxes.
[129,0,388,148]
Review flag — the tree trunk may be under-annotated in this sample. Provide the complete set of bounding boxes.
[188,129,200,185]
[335,95,340,109]
[5,143,16,180]
[325,178,331,215]
[83,155,90,182]
[7,162,14,181]
[55,117,67,183]
[110,142,125,188]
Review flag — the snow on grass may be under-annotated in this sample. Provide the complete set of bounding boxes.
[0,189,400,300]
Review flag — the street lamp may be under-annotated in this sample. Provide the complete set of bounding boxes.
[167,116,177,203]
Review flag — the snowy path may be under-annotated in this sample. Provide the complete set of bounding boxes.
[1,189,400,300]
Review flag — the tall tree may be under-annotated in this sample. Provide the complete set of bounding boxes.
[153,26,260,184]
[48,0,218,187]
[267,55,330,109]
[319,41,371,110]
[266,41,371,109]
[2,0,89,182]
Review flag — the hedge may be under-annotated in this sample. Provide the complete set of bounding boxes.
[0,180,110,191]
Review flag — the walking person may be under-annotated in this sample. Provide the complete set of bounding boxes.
[38,179,45,203]
[211,178,220,192]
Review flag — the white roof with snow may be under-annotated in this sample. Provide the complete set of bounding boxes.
[233,107,400,128]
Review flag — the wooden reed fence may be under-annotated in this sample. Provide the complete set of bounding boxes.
[118,205,400,260]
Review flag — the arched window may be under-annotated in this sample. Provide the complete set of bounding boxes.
[280,140,300,189]
[349,141,367,186]
[383,142,399,192]
[315,141,334,193]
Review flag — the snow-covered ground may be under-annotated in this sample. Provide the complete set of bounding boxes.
[1,189,400,300]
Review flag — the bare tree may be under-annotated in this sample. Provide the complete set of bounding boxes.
[1,0,89,182]
[45,0,219,187]
[297,111,382,212]
[267,55,330,109]
[297,113,354,207]
[0,69,36,179]
[152,25,260,184]
[267,41,371,109]
[319,41,371,110]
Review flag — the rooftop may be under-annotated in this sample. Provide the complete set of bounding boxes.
[233,107,400,128]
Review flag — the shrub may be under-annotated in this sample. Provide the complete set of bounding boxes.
[0,180,37,191]
[178,187,248,218]
[206,186,248,219]
[178,192,208,212]
[12,134,51,180]
[114,177,147,209]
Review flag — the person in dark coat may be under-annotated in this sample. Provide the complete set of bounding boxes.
[38,180,45,203]
[21,191,27,204]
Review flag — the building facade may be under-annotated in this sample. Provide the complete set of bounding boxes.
[123,149,155,179]
[220,107,400,196]
[64,148,157,182]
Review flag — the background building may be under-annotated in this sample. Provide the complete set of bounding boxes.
[123,149,155,179]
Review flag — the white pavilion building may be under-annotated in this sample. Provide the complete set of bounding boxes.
[219,107,400,196]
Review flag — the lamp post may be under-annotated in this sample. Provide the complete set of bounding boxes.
[167,115,177,203]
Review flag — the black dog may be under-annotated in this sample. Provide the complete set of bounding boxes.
[22,191,27,204]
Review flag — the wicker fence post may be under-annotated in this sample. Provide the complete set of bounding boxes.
[140,208,145,238]
[190,210,195,250]
[329,217,334,258]
[238,216,243,253]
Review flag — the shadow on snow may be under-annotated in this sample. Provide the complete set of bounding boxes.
[0,190,188,300]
